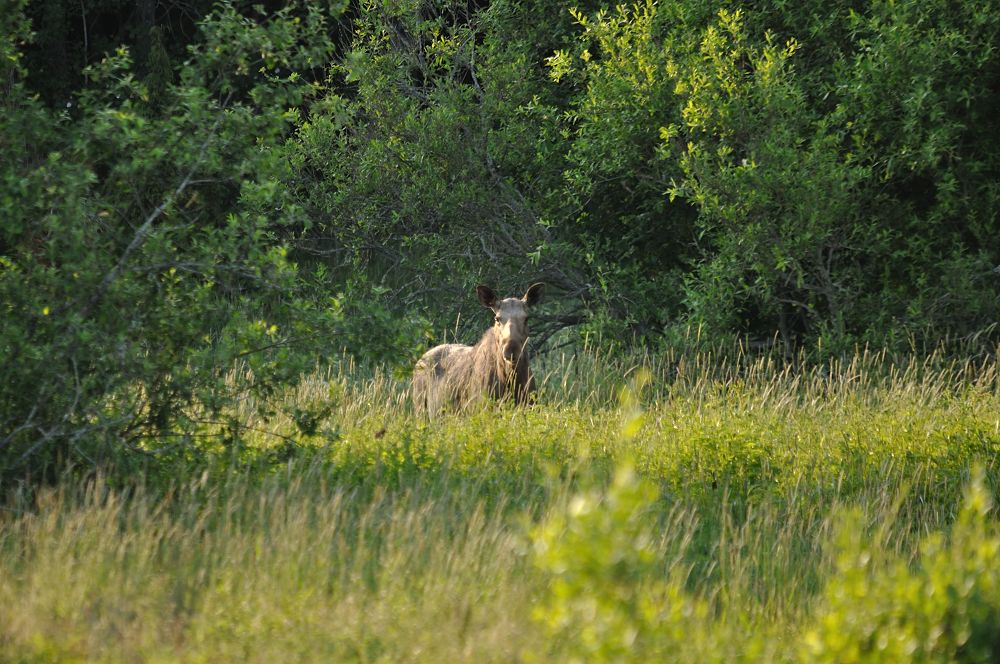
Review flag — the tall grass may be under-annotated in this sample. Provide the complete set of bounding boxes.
[1,346,998,661]
[1,473,536,662]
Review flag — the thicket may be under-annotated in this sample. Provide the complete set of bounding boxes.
[3,0,999,478]
[296,0,1000,349]
[1,0,419,479]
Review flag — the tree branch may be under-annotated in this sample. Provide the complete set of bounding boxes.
[80,94,232,318]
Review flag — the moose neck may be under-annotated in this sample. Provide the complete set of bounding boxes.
[477,326,528,387]
[496,346,529,385]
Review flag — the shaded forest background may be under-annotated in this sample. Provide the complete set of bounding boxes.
[2,0,999,478]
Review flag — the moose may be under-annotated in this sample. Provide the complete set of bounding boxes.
[412,283,545,416]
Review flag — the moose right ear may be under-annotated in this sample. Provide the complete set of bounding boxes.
[476,285,499,309]
[523,282,545,307]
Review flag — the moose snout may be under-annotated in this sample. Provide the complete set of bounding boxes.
[502,341,522,364]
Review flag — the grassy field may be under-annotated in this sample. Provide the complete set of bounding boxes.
[2,345,1000,662]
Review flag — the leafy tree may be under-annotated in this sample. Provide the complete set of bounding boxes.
[286,0,598,344]
[294,0,999,351]
[548,0,1000,350]
[0,1,381,479]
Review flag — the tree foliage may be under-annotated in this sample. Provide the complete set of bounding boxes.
[284,0,1000,350]
[0,0,420,479]
[544,0,1000,348]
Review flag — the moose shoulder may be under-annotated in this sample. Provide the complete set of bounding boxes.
[412,283,544,416]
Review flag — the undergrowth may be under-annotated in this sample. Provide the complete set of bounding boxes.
[1,346,999,661]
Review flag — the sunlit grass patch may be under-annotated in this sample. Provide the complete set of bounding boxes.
[2,347,999,661]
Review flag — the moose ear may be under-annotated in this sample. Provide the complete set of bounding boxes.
[523,282,545,307]
[477,285,499,309]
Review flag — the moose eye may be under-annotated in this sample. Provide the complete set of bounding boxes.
[494,315,501,323]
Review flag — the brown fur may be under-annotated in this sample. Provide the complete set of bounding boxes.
[413,284,544,416]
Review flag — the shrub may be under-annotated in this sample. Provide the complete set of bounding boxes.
[804,468,1000,662]
[530,461,716,662]
[0,2,423,480]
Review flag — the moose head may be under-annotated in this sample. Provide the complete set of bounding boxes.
[476,282,545,370]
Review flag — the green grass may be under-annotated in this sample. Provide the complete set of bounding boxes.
[2,347,999,661]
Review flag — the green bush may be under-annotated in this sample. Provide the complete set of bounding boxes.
[0,1,424,480]
[805,468,1000,662]
[530,461,716,662]
[531,457,1000,662]
[550,0,1000,350]
[281,0,1000,350]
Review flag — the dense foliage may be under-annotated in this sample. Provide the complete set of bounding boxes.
[3,0,999,475]
[294,0,1000,349]
[1,0,418,479]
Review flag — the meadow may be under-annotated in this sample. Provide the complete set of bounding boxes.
[2,344,1000,662]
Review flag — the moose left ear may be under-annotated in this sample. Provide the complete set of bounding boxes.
[523,282,545,307]
[477,285,499,309]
